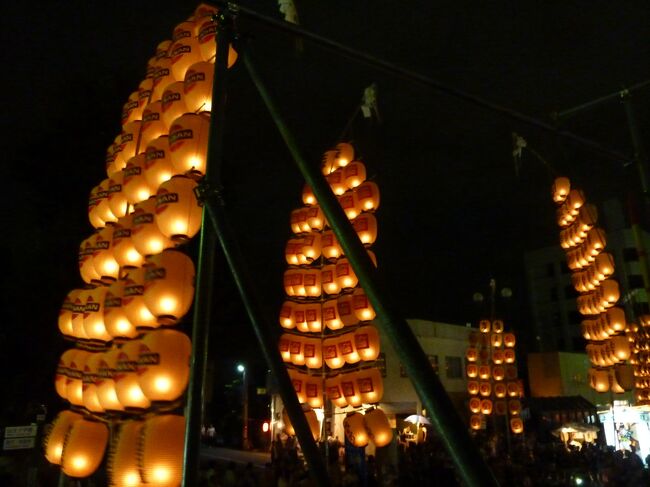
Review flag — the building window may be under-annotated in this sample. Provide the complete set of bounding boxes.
[623,248,638,262]
[445,356,462,379]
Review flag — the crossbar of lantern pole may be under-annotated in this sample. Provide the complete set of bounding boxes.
[242,46,501,487]
[214,0,631,166]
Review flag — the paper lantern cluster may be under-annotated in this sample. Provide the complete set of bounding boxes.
[629,316,650,404]
[466,320,524,434]
[551,177,635,393]
[278,143,391,446]
[46,3,233,481]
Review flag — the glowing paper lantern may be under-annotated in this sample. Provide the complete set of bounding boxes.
[61,419,108,478]
[356,367,383,403]
[335,143,354,168]
[322,299,343,330]
[155,175,202,241]
[279,301,296,329]
[466,348,478,362]
[123,154,155,206]
[490,333,503,348]
[480,399,493,415]
[83,286,112,342]
[337,294,358,327]
[303,337,322,369]
[510,418,524,434]
[58,290,80,338]
[108,421,145,487]
[467,381,479,395]
[503,333,516,348]
[144,136,175,196]
[321,264,340,295]
[354,325,380,361]
[302,268,321,298]
[117,121,143,168]
[79,235,101,284]
[169,113,210,175]
[105,140,120,179]
[169,37,203,81]
[70,291,90,340]
[122,267,159,329]
[138,78,154,113]
[130,197,174,257]
[114,339,151,409]
[466,364,478,378]
[325,376,347,408]
[95,348,125,412]
[552,177,570,203]
[364,408,393,447]
[478,365,491,380]
[323,337,344,369]
[44,410,82,465]
[173,20,195,42]
[278,335,291,362]
[508,399,522,416]
[137,329,192,402]
[336,258,358,290]
[289,370,307,403]
[492,366,505,381]
[141,415,185,487]
[92,226,120,282]
[156,40,172,61]
[302,184,316,206]
[479,320,491,333]
[340,371,362,407]
[304,302,322,333]
[352,213,377,245]
[494,383,507,398]
[88,184,106,229]
[321,231,342,260]
[469,397,481,414]
[107,173,129,219]
[196,17,238,65]
[356,181,380,212]
[301,233,321,262]
[326,169,347,195]
[344,161,367,189]
[141,101,168,148]
[338,193,359,220]
[112,216,146,269]
[161,81,188,128]
[344,412,368,447]
[478,382,491,397]
[304,376,323,409]
[506,381,521,397]
[82,353,104,413]
[55,349,78,399]
[184,61,214,112]
[285,238,305,266]
[352,288,375,322]
[152,58,177,101]
[470,415,482,430]
[121,91,141,127]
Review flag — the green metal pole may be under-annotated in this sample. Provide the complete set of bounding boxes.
[182,11,232,487]
[243,50,500,487]
[198,189,331,487]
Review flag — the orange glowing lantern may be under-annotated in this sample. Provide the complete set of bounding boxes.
[611,335,631,361]
[138,78,154,112]
[112,216,146,268]
[356,181,380,212]
[305,206,326,232]
[152,58,177,102]
[44,410,82,465]
[117,121,143,168]
[321,150,338,174]
[92,226,120,282]
[338,193,359,220]
[354,325,380,361]
[615,364,635,391]
[339,332,361,364]
[492,320,504,333]
[141,101,168,147]
[302,268,321,298]
[466,364,479,378]
[492,349,505,364]
[283,269,301,297]
[289,369,307,403]
[304,376,323,409]
[478,365,491,380]
[304,303,322,333]
[141,415,185,487]
[343,161,367,190]
[302,184,316,206]
[322,299,344,330]
[364,408,393,447]
[504,349,516,364]
[82,353,104,413]
[301,233,321,262]
[95,349,124,412]
[137,329,191,402]
[480,399,493,415]
[465,347,478,362]
[131,197,174,257]
[321,231,342,260]
[479,320,491,333]
[279,301,296,329]
[467,381,479,395]
[352,213,377,245]
[55,349,77,399]
[161,81,188,128]
[107,173,129,219]
[323,337,344,369]
[335,143,354,168]
[509,399,522,416]
[292,303,308,332]
[169,113,210,175]
[196,17,239,65]
[88,181,112,229]
[79,235,101,284]
[155,175,202,241]
[326,169,347,195]
[278,335,291,362]
[143,249,195,325]
[469,397,481,414]
[70,291,90,340]
[144,136,176,191]
[321,264,340,295]
[469,415,482,430]
[105,140,120,179]
[490,333,503,348]
[506,381,521,397]
[123,155,155,206]
[344,412,368,447]
[61,419,108,478]
[352,287,376,322]
[492,366,505,381]
[357,368,383,403]
[479,382,492,397]
[337,293,358,327]
[184,61,214,112]
[551,177,571,204]
[336,258,358,290]
[108,420,144,487]
[114,339,151,409]
[59,290,80,338]
[494,383,507,398]
[303,337,322,369]
[121,90,141,127]
[169,38,202,89]
[172,20,195,42]
[83,286,112,342]
[285,238,306,266]
[325,375,348,408]
[122,267,159,329]
[289,335,305,366]
[503,333,516,348]
[290,208,309,234]
[510,418,524,434]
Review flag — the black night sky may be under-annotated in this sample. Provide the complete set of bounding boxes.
[1,1,648,422]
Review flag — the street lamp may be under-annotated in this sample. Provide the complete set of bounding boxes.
[237,363,250,450]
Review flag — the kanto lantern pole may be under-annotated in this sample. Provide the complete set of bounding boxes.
[182,11,231,487]
[243,50,500,487]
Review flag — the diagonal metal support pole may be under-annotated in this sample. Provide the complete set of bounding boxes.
[196,183,331,487]
[182,10,232,487]
[243,48,500,487]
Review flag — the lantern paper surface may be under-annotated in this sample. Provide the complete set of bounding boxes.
[44,410,82,465]
[61,419,109,478]
[155,175,203,241]
[108,420,145,487]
